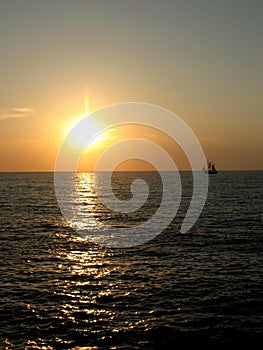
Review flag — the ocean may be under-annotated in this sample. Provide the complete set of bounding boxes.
[0,171,263,348]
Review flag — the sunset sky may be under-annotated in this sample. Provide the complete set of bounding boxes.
[0,0,262,171]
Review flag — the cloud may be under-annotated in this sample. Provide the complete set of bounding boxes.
[0,138,40,145]
[0,107,35,120]
[200,136,227,144]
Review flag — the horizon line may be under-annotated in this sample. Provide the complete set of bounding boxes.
[0,169,262,173]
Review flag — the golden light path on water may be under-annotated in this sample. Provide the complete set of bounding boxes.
[50,166,153,341]
[50,238,151,346]
[74,173,103,232]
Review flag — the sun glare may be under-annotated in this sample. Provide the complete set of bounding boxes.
[64,115,100,148]
[62,95,105,150]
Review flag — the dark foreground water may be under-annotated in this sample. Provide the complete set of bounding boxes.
[0,171,263,348]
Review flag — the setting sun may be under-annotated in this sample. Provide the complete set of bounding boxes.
[60,96,121,172]
[61,94,106,151]
[63,115,101,149]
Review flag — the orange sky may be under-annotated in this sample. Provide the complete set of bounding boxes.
[0,1,262,171]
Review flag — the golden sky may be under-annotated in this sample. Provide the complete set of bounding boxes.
[0,0,262,171]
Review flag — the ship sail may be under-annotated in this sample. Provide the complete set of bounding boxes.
[207,159,218,174]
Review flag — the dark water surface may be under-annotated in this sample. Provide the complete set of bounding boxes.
[0,171,263,348]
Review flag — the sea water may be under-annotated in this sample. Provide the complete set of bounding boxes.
[0,171,262,348]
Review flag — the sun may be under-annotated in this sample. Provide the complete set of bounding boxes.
[62,94,103,150]
[63,115,101,149]
[60,93,120,173]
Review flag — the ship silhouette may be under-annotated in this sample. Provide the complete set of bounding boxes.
[203,160,218,174]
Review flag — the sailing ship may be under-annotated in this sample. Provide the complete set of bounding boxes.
[207,160,218,174]
[203,159,218,174]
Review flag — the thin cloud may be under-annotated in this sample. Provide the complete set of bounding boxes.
[200,136,227,144]
[0,138,40,145]
[0,107,35,120]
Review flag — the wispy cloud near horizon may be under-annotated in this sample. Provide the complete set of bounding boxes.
[0,107,35,120]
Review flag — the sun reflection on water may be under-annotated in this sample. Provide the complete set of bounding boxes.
[52,246,124,336]
[50,172,154,342]
[67,172,105,234]
[65,249,117,279]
